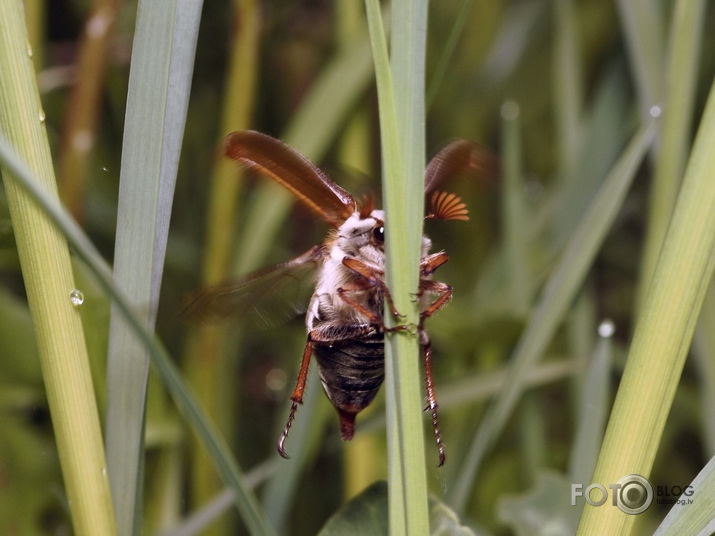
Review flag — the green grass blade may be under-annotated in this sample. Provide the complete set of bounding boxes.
[160,458,276,536]
[23,0,45,70]
[104,2,203,534]
[568,322,614,485]
[0,141,274,536]
[553,0,583,178]
[365,0,430,534]
[577,79,715,536]
[449,121,656,512]
[636,0,707,311]
[615,0,665,120]
[546,62,630,249]
[471,63,631,318]
[426,0,470,108]
[653,456,715,536]
[389,0,427,260]
[567,322,614,529]
[478,1,544,85]
[0,4,116,534]
[183,0,258,527]
[693,282,715,454]
[500,101,528,310]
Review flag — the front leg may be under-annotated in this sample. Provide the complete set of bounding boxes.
[341,256,402,319]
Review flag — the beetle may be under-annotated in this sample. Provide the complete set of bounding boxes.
[185,130,493,465]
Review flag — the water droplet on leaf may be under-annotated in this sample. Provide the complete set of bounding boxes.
[598,319,615,338]
[70,289,84,307]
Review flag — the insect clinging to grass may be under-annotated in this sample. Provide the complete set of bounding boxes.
[184,130,493,466]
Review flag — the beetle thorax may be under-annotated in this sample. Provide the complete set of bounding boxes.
[306,211,384,328]
[306,209,433,330]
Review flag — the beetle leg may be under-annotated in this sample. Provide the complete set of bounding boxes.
[417,278,449,465]
[419,279,452,325]
[421,329,446,466]
[278,336,314,459]
[336,282,385,325]
[407,252,448,302]
[341,256,402,319]
[336,285,410,335]
[420,251,449,276]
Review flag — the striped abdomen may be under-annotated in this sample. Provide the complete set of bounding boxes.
[313,334,384,440]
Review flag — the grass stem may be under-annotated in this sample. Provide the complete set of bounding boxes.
[0,3,116,534]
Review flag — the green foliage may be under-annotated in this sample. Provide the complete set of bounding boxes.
[0,0,713,534]
[366,0,430,533]
[320,481,474,536]
[105,3,203,533]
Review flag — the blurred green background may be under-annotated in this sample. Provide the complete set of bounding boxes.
[0,0,713,534]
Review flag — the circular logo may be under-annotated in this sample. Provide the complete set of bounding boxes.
[615,474,653,514]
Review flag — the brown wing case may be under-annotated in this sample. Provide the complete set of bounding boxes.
[226,130,356,227]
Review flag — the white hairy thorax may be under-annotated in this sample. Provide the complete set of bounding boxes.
[306,209,433,330]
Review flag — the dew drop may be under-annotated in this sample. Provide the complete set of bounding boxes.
[26,41,33,58]
[70,289,84,307]
[598,319,615,338]
[38,109,46,123]
[101,466,107,477]
[649,105,662,118]
[101,166,109,173]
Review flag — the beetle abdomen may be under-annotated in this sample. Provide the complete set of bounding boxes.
[313,335,384,440]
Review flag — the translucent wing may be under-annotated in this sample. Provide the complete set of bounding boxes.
[226,131,356,227]
[183,246,324,327]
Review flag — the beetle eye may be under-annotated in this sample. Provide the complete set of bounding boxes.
[372,225,385,244]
